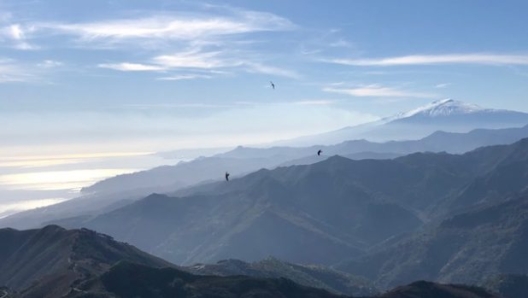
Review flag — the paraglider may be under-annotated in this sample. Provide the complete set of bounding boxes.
[317,150,322,156]
[225,172,230,181]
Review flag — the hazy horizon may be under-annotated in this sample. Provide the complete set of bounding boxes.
[2,0,528,215]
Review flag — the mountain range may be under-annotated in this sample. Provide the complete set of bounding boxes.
[2,99,528,297]
[33,138,528,276]
[281,99,528,145]
[3,122,528,231]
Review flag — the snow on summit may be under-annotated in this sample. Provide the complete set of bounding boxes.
[397,99,487,118]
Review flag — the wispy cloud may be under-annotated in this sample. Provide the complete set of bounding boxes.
[0,58,63,83]
[293,100,336,106]
[98,63,165,72]
[100,48,299,79]
[0,58,32,82]
[153,50,228,69]
[327,53,528,67]
[36,11,294,46]
[1,7,299,80]
[323,84,437,98]
[123,103,231,109]
[1,23,38,50]
[157,74,212,81]
[435,83,450,89]
[243,62,300,78]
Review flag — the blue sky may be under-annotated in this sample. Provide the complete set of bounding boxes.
[1,0,528,213]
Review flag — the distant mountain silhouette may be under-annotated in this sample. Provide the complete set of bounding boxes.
[337,194,528,290]
[3,124,527,231]
[45,138,528,270]
[279,99,528,145]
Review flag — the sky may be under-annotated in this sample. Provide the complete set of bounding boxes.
[1,0,528,214]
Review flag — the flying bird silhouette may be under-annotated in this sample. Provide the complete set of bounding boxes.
[270,81,275,89]
[317,150,322,156]
[225,172,230,181]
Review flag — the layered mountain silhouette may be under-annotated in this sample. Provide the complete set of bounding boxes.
[36,138,528,275]
[281,99,528,145]
[337,194,528,290]
[4,123,528,232]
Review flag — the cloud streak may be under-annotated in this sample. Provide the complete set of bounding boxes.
[323,84,437,98]
[328,53,528,67]
[36,11,294,45]
[98,63,165,72]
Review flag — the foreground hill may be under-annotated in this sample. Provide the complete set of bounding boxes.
[66,261,346,298]
[61,262,498,298]
[188,258,378,296]
[379,281,498,298]
[0,226,498,298]
[483,274,528,298]
[0,225,173,297]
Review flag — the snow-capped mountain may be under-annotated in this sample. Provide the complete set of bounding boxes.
[391,98,484,119]
[279,99,528,146]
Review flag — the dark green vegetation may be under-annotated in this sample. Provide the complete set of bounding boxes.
[337,195,528,288]
[65,262,498,298]
[0,225,172,298]
[67,261,345,298]
[379,281,498,298]
[188,258,378,296]
[483,274,528,298]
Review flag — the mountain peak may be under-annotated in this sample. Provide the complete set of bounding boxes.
[397,98,487,118]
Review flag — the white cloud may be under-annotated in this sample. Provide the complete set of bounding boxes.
[98,62,165,72]
[37,60,63,68]
[8,24,24,39]
[323,84,437,98]
[37,11,294,45]
[243,62,300,79]
[1,23,38,50]
[0,58,63,83]
[293,100,336,106]
[435,83,450,89]
[153,50,228,69]
[157,74,212,81]
[328,53,528,66]
[99,48,299,79]
[0,59,31,82]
